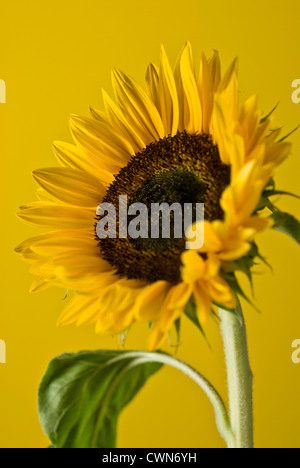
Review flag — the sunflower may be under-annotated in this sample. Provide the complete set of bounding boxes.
[16,43,291,350]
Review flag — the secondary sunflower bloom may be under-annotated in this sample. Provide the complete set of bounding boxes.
[16,43,292,350]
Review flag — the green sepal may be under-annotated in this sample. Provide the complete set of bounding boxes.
[263,189,300,200]
[257,178,299,212]
[221,242,260,292]
[278,125,300,142]
[174,317,181,346]
[270,208,300,244]
[256,250,273,272]
[260,103,279,123]
[184,295,208,340]
[221,271,260,313]
[168,317,181,348]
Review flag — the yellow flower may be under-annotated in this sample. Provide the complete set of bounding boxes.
[16,43,291,350]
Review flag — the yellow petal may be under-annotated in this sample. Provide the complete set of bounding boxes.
[198,52,212,133]
[96,304,136,335]
[145,62,160,109]
[15,229,93,254]
[32,167,105,208]
[36,187,60,204]
[147,325,168,352]
[205,276,236,309]
[29,277,52,293]
[17,202,94,229]
[58,293,101,326]
[220,74,239,121]
[112,68,164,143]
[221,160,266,224]
[53,140,114,184]
[200,220,223,253]
[180,250,206,283]
[212,93,244,166]
[193,282,212,324]
[264,140,291,167]
[158,45,179,135]
[242,216,273,232]
[53,265,117,291]
[167,282,193,311]
[70,114,132,168]
[134,280,171,321]
[207,50,221,92]
[28,236,98,257]
[101,90,145,152]
[218,241,251,261]
[174,42,202,132]
[218,57,238,92]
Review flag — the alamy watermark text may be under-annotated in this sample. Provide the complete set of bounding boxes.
[96,196,204,249]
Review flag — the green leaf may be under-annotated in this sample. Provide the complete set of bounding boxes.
[39,349,235,449]
[38,350,163,448]
[270,209,300,244]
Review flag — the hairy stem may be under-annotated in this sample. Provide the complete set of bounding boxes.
[128,351,234,447]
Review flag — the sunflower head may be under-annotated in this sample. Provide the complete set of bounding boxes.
[16,42,296,351]
[98,130,231,284]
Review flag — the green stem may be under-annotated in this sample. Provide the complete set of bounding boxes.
[219,298,254,448]
[128,351,234,447]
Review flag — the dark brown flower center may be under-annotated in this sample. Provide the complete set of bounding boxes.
[96,131,230,284]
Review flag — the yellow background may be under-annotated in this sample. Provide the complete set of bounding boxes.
[0,0,299,448]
